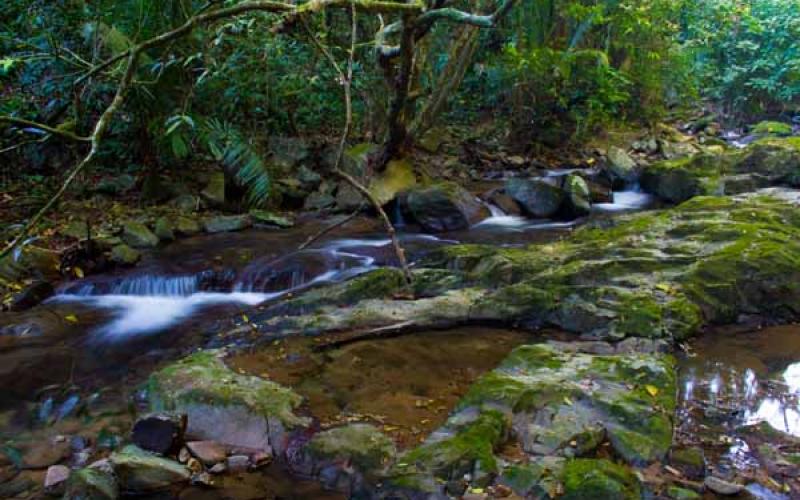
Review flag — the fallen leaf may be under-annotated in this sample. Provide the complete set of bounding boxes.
[645,385,659,397]
[74,267,84,278]
[65,314,79,323]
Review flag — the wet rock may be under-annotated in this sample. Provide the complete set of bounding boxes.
[668,486,701,500]
[406,182,489,232]
[121,221,159,249]
[505,177,564,218]
[43,464,70,495]
[704,476,744,496]
[186,441,227,467]
[497,459,565,498]
[562,459,641,499]
[153,217,175,242]
[131,413,186,455]
[109,244,140,266]
[9,280,53,311]
[200,172,226,207]
[147,350,308,456]
[174,216,201,236]
[308,424,395,478]
[607,146,638,184]
[563,174,592,217]
[64,468,118,500]
[202,215,252,234]
[487,190,522,216]
[249,210,293,228]
[670,446,706,480]
[110,444,190,493]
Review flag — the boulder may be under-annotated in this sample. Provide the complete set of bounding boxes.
[406,182,488,232]
[64,468,118,500]
[606,146,638,184]
[563,174,591,217]
[186,441,227,467]
[200,172,226,208]
[130,413,186,455]
[153,217,174,242]
[335,183,364,212]
[504,177,564,218]
[110,445,189,493]
[203,215,252,234]
[110,244,140,266]
[146,350,308,455]
[486,190,522,216]
[121,221,159,249]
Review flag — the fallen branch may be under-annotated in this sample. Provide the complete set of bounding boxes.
[0,116,91,143]
[298,207,363,251]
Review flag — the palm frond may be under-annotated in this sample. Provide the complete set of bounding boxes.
[201,118,271,208]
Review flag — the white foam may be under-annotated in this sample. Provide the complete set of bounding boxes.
[594,190,656,212]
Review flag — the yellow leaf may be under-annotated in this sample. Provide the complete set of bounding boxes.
[74,267,84,278]
[242,314,249,323]
[563,397,573,406]
[65,314,79,323]
[645,385,659,397]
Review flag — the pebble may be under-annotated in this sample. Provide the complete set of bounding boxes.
[44,465,70,494]
[705,476,744,496]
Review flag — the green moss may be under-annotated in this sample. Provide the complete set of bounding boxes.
[148,350,306,428]
[752,120,793,136]
[308,424,395,473]
[561,459,641,500]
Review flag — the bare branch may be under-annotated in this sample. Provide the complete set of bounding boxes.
[0,116,91,143]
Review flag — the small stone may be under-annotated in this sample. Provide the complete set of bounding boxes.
[226,455,250,473]
[178,448,190,463]
[187,458,202,474]
[208,463,226,475]
[131,413,186,456]
[186,441,227,467]
[44,465,70,494]
[704,476,744,496]
[110,445,190,493]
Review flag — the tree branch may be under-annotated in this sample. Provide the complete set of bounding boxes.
[0,116,91,143]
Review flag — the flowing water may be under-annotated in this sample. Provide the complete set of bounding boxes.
[9,185,792,497]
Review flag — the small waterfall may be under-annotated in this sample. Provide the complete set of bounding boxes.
[59,274,201,297]
[593,183,656,212]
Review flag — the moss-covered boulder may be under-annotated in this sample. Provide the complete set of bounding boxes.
[406,182,488,232]
[109,244,140,266]
[202,214,252,234]
[147,350,308,455]
[153,217,174,241]
[505,177,565,218]
[561,459,641,500]
[308,424,395,473]
[752,120,793,137]
[109,445,189,493]
[173,216,201,236]
[121,221,159,248]
[642,137,800,203]
[564,174,592,217]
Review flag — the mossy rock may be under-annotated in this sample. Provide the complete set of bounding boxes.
[561,459,641,500]
[202,214,252,234]
[110,244,140,266]
[752,120,793,136]
[505,177,565,218]
[174,216,201,236]
[153,217,174,241]
[308,424,395,474]
[369,159,416,205]
[121,221,159,248]
[109,445,189,493]
[147,350,308,454]
[63,468,118,500]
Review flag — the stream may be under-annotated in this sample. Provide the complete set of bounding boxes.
[1,184,798,498]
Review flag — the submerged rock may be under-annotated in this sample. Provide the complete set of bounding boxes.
[406,182,487,232]
[110,445,189,493]
[147,350,308,455]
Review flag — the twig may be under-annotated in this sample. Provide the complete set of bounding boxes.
[298,207,363,251]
